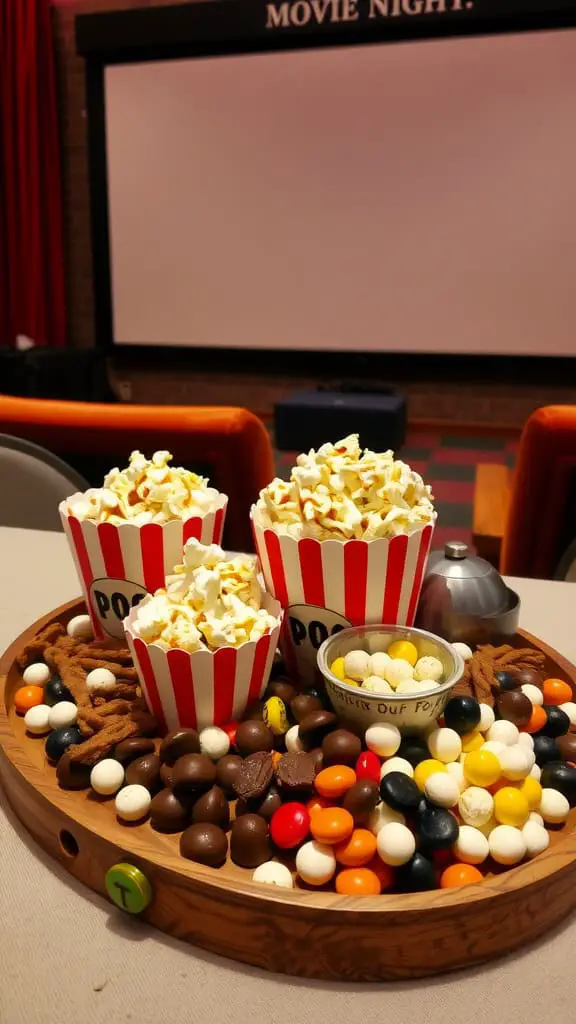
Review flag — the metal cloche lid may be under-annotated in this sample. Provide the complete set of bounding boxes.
[427,541,504,581]
[423,541,510,618]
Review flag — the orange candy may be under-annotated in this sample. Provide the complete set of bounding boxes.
[367,856,395,891]
[440,863,484,888]
[335,867,381,896]
[522,705,547,735]
[14,685,44,715]
[335,828,377,867]
[310,807,354,845]
[315,765,357,799]
[306,795,335,819]
[542,678,573,706]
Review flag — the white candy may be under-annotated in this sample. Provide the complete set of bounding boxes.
[540,788,570,824]
[368,802,405,835]
[361,675,393,694]
[559,701,576,727]
[395,678,437,694]
[452,642,473,662]
[521,684,544,707]
[498,745,532,781]
[380,757,414,779]
[530,764,542,781]
[517,732,534,751]
[115,783,151,821]
[365,723,401,758]
[487,720,519,746]
[454,825,490,865]
[66,614,93,640]
[85,667,116,694]
[413,656,443,682]
[481,740,506,757]
[199,726,230,760]
[384,659,414,689]
[489,824,526,865]
[528,811,544,827]
[446,761,467,793]
[478,704,496,732]
[522,821,550,858]
[285,724,304,753]
[376,821,416,866]
[296,841,336,885]
[343,650,372,682]
[458,786,494,827]
[24,704,51,735]
[22,662,50,686]
[91,758,125,796]
[252,861,294,889]
[48,701,78,730]
[427,727,462,763]
[370,651,392,678]
[424,772,460,808]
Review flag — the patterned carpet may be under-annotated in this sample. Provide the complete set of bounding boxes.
[272,430,519,553]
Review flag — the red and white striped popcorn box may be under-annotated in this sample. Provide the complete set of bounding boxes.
[252,508,435,685]
[59,493,228,641]
[124,594,283,732]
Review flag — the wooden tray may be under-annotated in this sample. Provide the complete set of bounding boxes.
[2,599,576,982]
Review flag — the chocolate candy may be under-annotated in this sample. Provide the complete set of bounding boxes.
[276,751,318,795]
[233,751,273,801]
[235,720,274,757]
[236,786,282,822]
[150,789,192,832]
[396,852,437,892]
[533,734,560,766]
[216,754,243,795]
[192,785,231,830]
[397,736,430,767]
[308,748,324,771]
[290,693,323,724]
[415,802,459,851]
[180,823,228,867]
[125,753,162,793]
[172,753,217,796]
[160,762,176,787]
[159,728,200,765]
[515,668,544,689]
[322,729,362,767]
[242,700,265,722]
[494,671,520,693]
[342,779,380,825]
[540,705,571,738]
[540,762,576,807]
[557,733,576,762]
[230,813,271,868]
[114,737,156,766]
[44,678,72,707]
[496,690,533,728]
[56,751,91,790]
[298,710,337,748]
[266,679,297,704]
[379,772,421,813]
[443,697,481,736]
[45,726,83,763]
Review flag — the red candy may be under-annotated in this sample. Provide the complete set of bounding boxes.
[355,751,381,784]
[221,721,238,747]
[270,802,310,849]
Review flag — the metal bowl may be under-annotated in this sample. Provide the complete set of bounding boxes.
[317,624,464,735]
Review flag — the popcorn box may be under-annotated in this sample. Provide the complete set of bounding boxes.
[124,594,283,732]
[252,509,435,685]
[59,493,228,641]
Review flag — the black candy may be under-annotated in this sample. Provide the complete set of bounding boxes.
[443,697,481,736]
[494,671,520,693]
[533,734,560,767]
[397,736,430,768]
[540,762,576,807]
[44,678,73,707]
[379,772,421,813]
[396,852,438,892]
[45,726,83,763]
[539,706,571,739]
[415,802,459,851]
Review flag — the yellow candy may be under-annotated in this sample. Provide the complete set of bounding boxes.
[461,731,484,753]
[493,787,530,827]
[387,640,418,667]
[463,749,501,787]
[343,677,360,687]
[517,776,542,811]
[331,657,346,680]
[414,759,447,792]
[263,696,289,736]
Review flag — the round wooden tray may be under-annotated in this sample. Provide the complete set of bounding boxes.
[2,599,576,981]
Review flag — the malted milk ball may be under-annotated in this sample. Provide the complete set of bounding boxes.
[424,772,460,808]
[499,745,532,781]
[23,662,50,686]
[85,668,116,695]
[540,788,570,824]
[478,703,496,733]
[458,786,494,827]
[380,757,414,780]
[365,723,401,758]
[454,825,490,865]
[446,760,467,793]
[48,701,78,730]
[522,820,550,858]
[368,802,405,835]
[521,684,544,707]
[395,679,432,694]
[361,676,393,694]
[285,724,304,754]
[199,726,230,761]
[91,758,125,796]
[414,656,443,683]
[370,652,392,678]
[559,701,576,728]
[489,824,526,865]
[487,720,520,746]
[384,659,414,690]
[115,783,151,821]
[24,704,52,735]
[452,642,473,662]
[528,811,544,827]
[252,861,294,888]
[376,822,416,866]
[517,732,535,751]
[296,840,336,885]
[481,740,506,758]
[66,614,93,640]
[343,650,372,682]
[427,728,462,763]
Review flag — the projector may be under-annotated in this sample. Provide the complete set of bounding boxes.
[274,387,406,453]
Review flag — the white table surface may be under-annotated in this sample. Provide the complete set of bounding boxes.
[1,527,575,1024]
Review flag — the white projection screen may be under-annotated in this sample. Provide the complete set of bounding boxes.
[104,29,576,355]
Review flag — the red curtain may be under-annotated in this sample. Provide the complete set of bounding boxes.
[0,0,66,348]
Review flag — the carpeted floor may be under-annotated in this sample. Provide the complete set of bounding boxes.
[272,430,518,553]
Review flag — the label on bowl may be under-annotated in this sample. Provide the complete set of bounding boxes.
[89,578,149,639]
[284,604,352,683]
[328,685,447,720]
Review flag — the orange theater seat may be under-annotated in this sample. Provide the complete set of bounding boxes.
[0,396,275,553]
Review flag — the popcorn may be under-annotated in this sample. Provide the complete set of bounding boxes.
[255,434,434,540]
[65,450,220,525]
[131,539,279,652]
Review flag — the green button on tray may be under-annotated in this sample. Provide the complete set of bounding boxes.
[105,863,152,914]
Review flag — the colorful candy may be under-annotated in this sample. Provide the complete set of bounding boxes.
[355,750,381,783]
[270,803,311,849]
[335,828,377,866]
[310,807,354,845]
[295,840,336,885]
[542,678,573,706]
[315,765,357,799]
[414,759,447,792]
[387,640,418,666]
[336,867,381,895]
[463,749,501,787]
[14,685,44,715]
[440,863,483,888]
[493,787,530,827]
